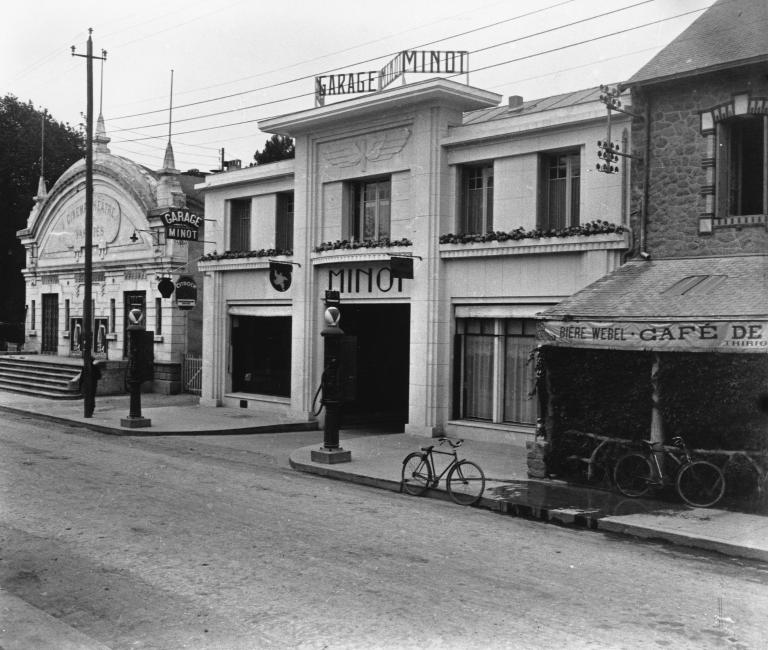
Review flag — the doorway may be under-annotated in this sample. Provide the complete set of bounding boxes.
[41,294,58,354]
[338,303,410,430]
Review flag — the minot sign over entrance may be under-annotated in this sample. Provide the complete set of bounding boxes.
[315,49,469,105]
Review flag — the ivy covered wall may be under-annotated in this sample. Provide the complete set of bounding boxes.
[542,347,768,480]
[657,352,768,450]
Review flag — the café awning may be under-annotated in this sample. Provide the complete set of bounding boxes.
[537,255,768,353]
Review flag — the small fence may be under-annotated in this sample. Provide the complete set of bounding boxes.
[182,354,202,395]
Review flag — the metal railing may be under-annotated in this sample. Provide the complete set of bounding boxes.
[182,354,202,395]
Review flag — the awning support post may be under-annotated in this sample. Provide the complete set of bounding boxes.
[650,352,664,445]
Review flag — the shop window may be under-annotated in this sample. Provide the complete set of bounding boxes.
[459,164,493,234]
[275,192,294,252]
[229,198,251,251]
[155,297,162,335]
[717,115,767,217]
[231,315,291,397]
[539,150,580,230]
[455,318,537,425]
[348,177,390,241]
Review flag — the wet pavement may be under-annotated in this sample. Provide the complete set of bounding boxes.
[0,389,766,564]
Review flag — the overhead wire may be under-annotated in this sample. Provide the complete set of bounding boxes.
[108,0,580,121]
[107,0,659,135]
[110,3,710,145]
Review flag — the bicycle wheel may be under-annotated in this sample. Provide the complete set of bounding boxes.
[447,460,485,506]
[614,453,653,498]
[402,452,432,496]
[676,460,725,508]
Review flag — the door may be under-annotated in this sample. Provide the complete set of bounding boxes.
[41,294,58,354]
[123,291,146,358]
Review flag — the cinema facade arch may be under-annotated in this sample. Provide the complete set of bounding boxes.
[17,123,204,394]
[198,78,630,443]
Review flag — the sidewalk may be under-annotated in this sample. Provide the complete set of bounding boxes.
[289,434,768,564]
[0,391,318,436]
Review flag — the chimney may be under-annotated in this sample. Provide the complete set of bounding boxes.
[508,95,524,110]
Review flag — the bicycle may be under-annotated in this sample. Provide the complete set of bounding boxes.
[401,437,486,506]
[614,436,725,508]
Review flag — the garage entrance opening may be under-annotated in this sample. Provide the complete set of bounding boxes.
[339,303,409,431]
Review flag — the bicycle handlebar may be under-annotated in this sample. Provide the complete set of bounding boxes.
[438,437,463,449]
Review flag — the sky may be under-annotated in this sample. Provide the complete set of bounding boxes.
[1,0,716,174]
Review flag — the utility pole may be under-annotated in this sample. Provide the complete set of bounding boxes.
[72,29,106,418]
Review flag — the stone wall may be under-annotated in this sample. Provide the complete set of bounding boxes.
[629,64,768,258]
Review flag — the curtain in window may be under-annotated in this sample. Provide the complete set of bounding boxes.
[462,167,493,234]
[546,157,567,230]
[230,200,251,250]
[358,180,390,240]
[503,336,536,424]
[463,334,494,420]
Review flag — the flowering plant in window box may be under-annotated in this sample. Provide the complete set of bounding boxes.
[313,237,412,253]
[439,221,625,245]
[199,248,292,262]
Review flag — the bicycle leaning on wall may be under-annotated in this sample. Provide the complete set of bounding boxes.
[614,436,726,508]
[401,437,486,506]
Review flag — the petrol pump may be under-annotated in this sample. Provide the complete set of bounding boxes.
[120,307,154,428]
[311,291,354,464]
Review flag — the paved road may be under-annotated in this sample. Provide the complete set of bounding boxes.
[1,411,767,649]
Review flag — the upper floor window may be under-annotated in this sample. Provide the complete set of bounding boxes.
[539,150,580,230]
[349,177,390,241]
[275,192,294,252]
[717,115,766,217]
[229,198,251,251]
[459,164,493,234]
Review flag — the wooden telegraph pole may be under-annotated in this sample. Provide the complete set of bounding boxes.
[71,29,106,417]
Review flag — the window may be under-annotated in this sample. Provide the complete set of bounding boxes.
[231,316,291,397]
[229,198,251,251]
[110,299,116,333]
[349,178,390,241]
[459,164,493,234]
[155,297,162,335]
[539,150,580,230]
[275,192,294,252]
[718,115,767,217]
[454,318,537,425]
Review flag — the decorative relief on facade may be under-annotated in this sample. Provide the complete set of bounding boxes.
[43,192,122,255]
[322,127,411,172]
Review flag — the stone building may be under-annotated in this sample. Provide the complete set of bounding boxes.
[536,0,768,483]
[197,76,630,444]
[13,116,204,396]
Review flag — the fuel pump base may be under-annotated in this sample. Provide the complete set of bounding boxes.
[311,447,352,464]
[120,415,152,428]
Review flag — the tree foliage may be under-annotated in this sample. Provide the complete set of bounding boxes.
[0,95,84,323]
[253,134,295,165]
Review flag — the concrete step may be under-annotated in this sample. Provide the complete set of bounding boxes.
[0,357,82,399]
[0,380,81,400]
[0,372,75,389]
